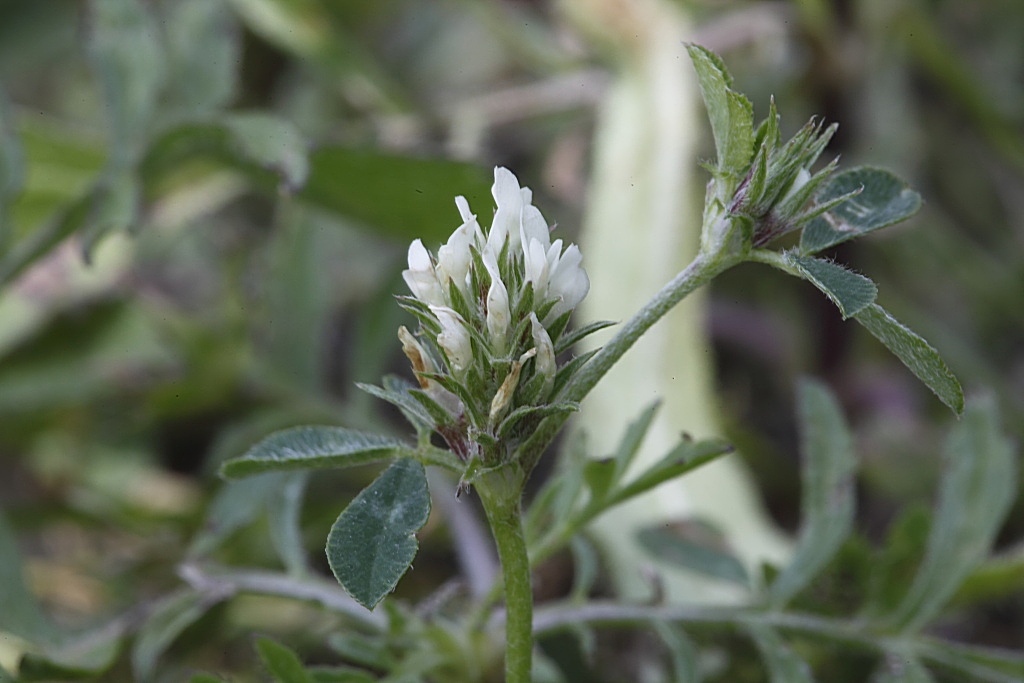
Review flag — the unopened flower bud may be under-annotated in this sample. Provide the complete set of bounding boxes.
[398,326,436,389]
[529,313,556,380]
[429,305,473,374]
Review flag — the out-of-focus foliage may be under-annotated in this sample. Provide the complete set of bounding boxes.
[0,0,1020,681]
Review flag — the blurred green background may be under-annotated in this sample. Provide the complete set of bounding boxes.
[0,0,1021,680]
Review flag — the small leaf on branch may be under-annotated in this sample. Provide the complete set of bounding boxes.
[768,378,857,607]
[221,426,408,478]
[0,512,60,645]
[638,523,749,586]
[326,458,431,610]
[747,624,815,683]
[88,0,165,161]
[853,304,963,414]
[872,655,936,683]
[889,395,1016,632]
[255,637,313,683]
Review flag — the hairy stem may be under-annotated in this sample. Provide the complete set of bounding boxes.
[476,468,533,683]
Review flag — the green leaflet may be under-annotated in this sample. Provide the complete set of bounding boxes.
[800,167,923,254]
[854,304,963,414]
[788,254,877,319]
[686,44,754,180]
[747,624,815,683]
[637,524,749,586]
[132,590,217,682]
[88,0,165,163]
[220,426,408,478]
[0,511,59,645]
[326,458,431,610]
[256,637,314,683]
[164,0,239,115]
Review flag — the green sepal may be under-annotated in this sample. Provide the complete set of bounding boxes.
[446,277,478,327]
[497,402,578,441]
[543,308,573,342]
[408,388,459,428]
[418,372,485,427]
[512,280,536,322]
[554,320,616,355]
[357,377,433,435]
[551,349,599,397]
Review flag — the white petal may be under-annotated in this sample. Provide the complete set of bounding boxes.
[454,195,473,223]
[489,167,523,253]
[407,238,432,271]
[547,243,590,320]
[519,204,550,252]
[522,237,549,297]
[403,239,445,306]
[437,219,477,288]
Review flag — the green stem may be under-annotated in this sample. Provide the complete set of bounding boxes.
[476,468,533,683]
[518,249,739,471]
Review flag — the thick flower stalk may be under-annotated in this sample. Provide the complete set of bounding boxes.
[397,167,596,471]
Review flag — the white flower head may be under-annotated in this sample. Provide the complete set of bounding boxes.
[399,167,590,447]
[429,305,473,374]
